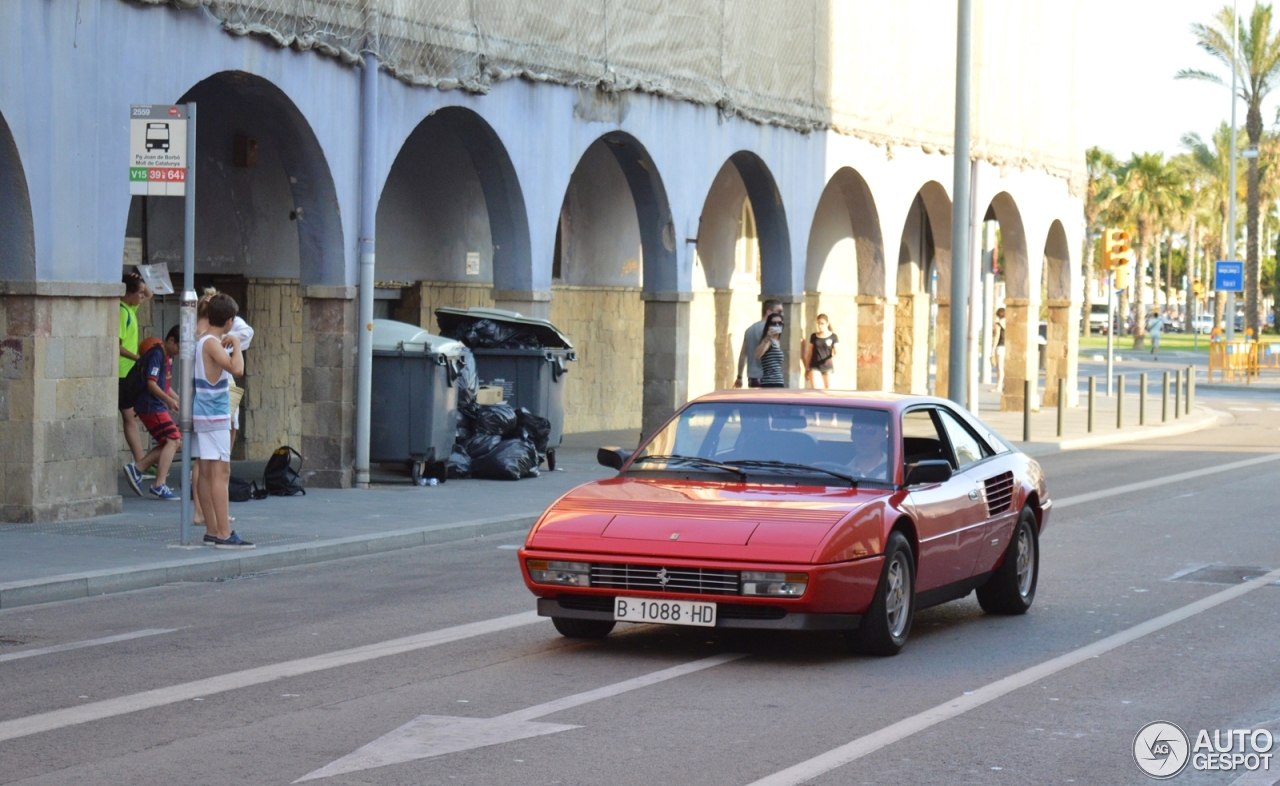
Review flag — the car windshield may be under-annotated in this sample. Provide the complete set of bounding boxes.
[633,402,892,483]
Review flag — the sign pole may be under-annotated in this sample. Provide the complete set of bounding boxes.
[178,103,197,547]
[1106,272,1114,397]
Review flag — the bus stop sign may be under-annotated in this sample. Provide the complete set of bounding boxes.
[128,105,187,196]
[1214,260,1244,293]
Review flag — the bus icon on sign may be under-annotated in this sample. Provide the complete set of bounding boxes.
[145,123,171,152]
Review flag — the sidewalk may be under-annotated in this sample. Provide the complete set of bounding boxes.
[0,388,1225,609]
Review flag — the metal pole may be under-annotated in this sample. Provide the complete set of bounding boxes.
[1056,377,1065,437]
[354,46,379,489]
[1227,0,1239,341]
[1116,374,1125,428]
[967,160,982,412]
[1161,371,1169,422]
[1023,379,1031,442]
[1187,366,1195,413]
[1139,372,1147,426]
[948,0,972,407]
[1174,368,1182,419]
[1106,273,1115,395]
[1087,376,1095,432]
[178,102,197,547]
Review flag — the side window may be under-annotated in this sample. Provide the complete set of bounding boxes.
[937,408,990,469]
[901,409,947,467]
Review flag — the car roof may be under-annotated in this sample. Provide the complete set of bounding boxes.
[689,388,957,414]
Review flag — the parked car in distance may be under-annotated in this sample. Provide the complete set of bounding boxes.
[1192,314,1215,334]
[1087,304,1110,334]
[519,391,1051,657]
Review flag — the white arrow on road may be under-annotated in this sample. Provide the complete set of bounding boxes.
[295,652,745,782]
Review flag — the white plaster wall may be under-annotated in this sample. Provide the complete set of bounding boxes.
[558,141,642,287]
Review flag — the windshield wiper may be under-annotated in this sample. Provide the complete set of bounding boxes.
[631,454,747,480]
[729,459,859,487]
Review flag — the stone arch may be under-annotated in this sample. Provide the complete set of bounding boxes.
[983,191,1032,411]
[0,109,35,281]
[805,167,884,390]
[553,131,678,435]
[1041,219,1074,406]
[377,106,530,321]
[128,70,345,463]
[895,182,953,394]
[692,152,793,390]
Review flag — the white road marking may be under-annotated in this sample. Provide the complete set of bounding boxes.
[1230,407,1262,412]
[1053,453,1280,511]
[743,567,1280,786]
[0,611,540,744]
[0,629,179,664]
[295,653,745,782]
[1226,735,1280,786]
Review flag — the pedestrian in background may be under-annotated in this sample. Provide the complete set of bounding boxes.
[802,314,839,388]
[123,326,182,501]
[118,272,152,471]
[753,311,786,388]
[194,293,253,549]
[735,299,783,389]
[1146,310,1165,360]
[991,307,1007,392]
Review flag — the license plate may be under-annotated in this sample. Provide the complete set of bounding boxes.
[613,596,717,627]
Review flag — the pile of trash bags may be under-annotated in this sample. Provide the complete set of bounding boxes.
[447,400,553,481]
[445,318,542,350]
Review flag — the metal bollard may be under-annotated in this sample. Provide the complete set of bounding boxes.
[1139,372,1147,425]
[1087,376,1096,433]
[1023,379,1032,442]
[1057,378,1065,437]
[1187,366,1195,413]
[1116,374,1125,428]
[1174,368,1181,419]
[1161,371,1170,422]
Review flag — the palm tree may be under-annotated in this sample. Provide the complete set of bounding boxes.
[1083,147,1117,336]
[1112,153,1183,348]
[1183,124,1240,328]
[1178,3,1280,334]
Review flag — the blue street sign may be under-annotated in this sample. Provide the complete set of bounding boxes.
[1215,260,1244,292]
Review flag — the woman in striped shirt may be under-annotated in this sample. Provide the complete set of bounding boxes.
[753,312,787,387]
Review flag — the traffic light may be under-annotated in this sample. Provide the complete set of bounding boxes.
[1102,229,1133,271]
[1193,280,1205,298]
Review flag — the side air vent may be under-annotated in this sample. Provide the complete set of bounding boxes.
[983,471,1015,517]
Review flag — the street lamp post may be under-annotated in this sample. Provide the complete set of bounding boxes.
[949,0,973,407]
[1227,0,1239,341]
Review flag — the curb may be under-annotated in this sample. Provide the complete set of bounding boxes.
[1013,406,1231,457]
[1197,382,1280,394]
[0,512,539,610]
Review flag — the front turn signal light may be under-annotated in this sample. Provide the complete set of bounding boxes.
[741,571,808,597]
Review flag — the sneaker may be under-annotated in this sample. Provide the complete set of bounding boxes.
[148,484,180,501]
[202,534,218,547]
[213,531,255,550]
[123,464,144,497]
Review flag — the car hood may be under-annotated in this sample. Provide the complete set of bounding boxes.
[526,477,891,563]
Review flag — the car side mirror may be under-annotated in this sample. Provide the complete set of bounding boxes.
[905,459,952,486]
[597,447,632,470]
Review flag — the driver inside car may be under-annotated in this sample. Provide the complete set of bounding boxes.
[847,413,889,481]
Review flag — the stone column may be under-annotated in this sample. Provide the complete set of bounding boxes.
[855,295,894,392]
[1001,297,1034,412]
[1,284,123,523]
[243,279,303,461]
[641,292,691,439]
[491,289,551,320]
[934,297,951,397]
[301,287,356,488]
[1042,298,1076,407]
[763,294,806,389]
[894,293,931,394]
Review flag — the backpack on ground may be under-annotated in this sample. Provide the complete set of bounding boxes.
[263,446,306,496]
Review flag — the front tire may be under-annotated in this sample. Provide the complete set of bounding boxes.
[976,506,1039,615]
[551,616,615,639]
[848,531,915,657]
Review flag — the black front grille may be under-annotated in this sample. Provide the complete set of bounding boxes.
[718,604,787,620]
[589,564,740,596]
[557,594,615,612]
[984,471,1015,516]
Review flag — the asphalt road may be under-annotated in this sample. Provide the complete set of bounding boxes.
[2,391,1280,786]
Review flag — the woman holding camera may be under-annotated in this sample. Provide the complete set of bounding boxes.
[753,312,787,388]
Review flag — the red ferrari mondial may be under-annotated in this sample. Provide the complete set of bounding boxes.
[518,390,1051,656]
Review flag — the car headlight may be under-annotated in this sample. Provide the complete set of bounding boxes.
[740,571,808,597]
[527,559,591,587]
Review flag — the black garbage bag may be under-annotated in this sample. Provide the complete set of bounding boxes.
[474,403,518,437]
[445,444,472,479]
[462,432,501,459]
[455,319,541,350]
[471,438,539,481]
[516,407,552,454]
[455,413,473,442]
